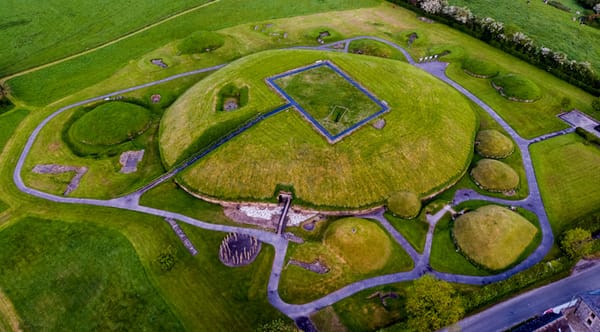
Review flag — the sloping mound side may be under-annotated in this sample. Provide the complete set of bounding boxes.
[492,74,541,101]
[161,50,477,208]
[69,101,151,146]
[475,129,514,158]
[461,58,499,78]
[387,191,421,219]
[453,205,537,270]
[471,159,519,192]
[323,218,391,273]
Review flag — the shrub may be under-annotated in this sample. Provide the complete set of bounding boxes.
[475,129,514,158]
[592,97,600,112]
[461,58,499,78]
[561,228,593,259]
[387,191,421,219]
[547,1,571,12]
[575,127,600,146]
[178,31,225,55]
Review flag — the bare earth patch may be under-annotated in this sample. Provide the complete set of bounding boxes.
[0,288,22,332]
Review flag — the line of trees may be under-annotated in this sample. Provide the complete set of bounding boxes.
[389,0,600,96]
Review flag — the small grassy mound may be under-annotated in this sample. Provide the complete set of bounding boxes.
[475,129,514,158]
[387,191,421,219]
[453,205,538,270]
[348,39,407,61]
[491,74,542,101]
[461,58,499,78]
[178,31,225,54]
[324,218,392,273]
[68,101,151,146]
[471,159,519,192]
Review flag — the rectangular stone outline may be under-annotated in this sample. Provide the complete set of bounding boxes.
[265,60,390,143]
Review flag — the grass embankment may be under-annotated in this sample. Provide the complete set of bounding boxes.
[449,0,600,73]
[68,101,152,146]
[348,39,408,61]
[178,30,225,54]
[0,0,213,77]
[470,159,520,192]
[6,0,379,106]
[453,205,538,270]
[475,129,514,158]
[0,217,183,330]
[531,134,600,233]
[461,58,499,78]
[273,64,383,136]
[166,50,476,209]
[279,218,413,303]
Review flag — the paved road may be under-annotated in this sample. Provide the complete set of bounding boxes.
[11,36,586,326]
[454,263,600,332]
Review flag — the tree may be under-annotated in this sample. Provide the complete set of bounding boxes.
[406,275,465,331]
[592,97,600,112]
[561,227,593,259]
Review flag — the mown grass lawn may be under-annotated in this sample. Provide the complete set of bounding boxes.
[0,109,29,154]
[385,212,428,253]
[279,218,412,304]
[0,217,183,330]
[531,134,600,233]
[169,50,476,209]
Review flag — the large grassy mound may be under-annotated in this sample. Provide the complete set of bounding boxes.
[160,50,477,208]
[68,101,151,146]
[324,218,391,273]
[0,217,182,330]
[471,159,519,192]
[453,205,538,270]
[475,129,514,158]
[178,31,225,54]
[461,58,499,78]
[491,74,542,101]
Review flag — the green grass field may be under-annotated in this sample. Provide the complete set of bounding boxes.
[531,134,600,233]
[0,217,182,330]
[449,0,600,73]
[0,109,29,154]
[470,159,520,192]
[279,218,413,303]
[453,205,538,270]
[0,0,213,77]
[166,50,477,209]
[68,101,152,146]
[385,212,428,253]
[273,64,383,136]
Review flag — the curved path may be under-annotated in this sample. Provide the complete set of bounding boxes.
[12,36,576,325]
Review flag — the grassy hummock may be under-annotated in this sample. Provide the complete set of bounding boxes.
[178,31,225,54]
[453,205,538,270]
[491,74,542,101]
[68,101,152,146]
[387,191,421,219]
[348,39,407,61]
[461,58,499,78]
[475,129,514,158]
[470,159,519,192]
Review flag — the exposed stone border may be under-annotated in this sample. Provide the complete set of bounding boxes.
[32,164,87,195]
[491,81,538,103]
[165,218,198,256]
[463,69,496,79]
[288,259,329,274]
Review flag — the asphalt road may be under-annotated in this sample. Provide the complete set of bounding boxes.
[455,262,600,332]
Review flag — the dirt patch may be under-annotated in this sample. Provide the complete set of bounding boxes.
[219,233,262,267]
[119,150,144,174]
[288,258,329,274]
[367,291,399,307]
[0,288,22,332]
[32,164,87,195]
